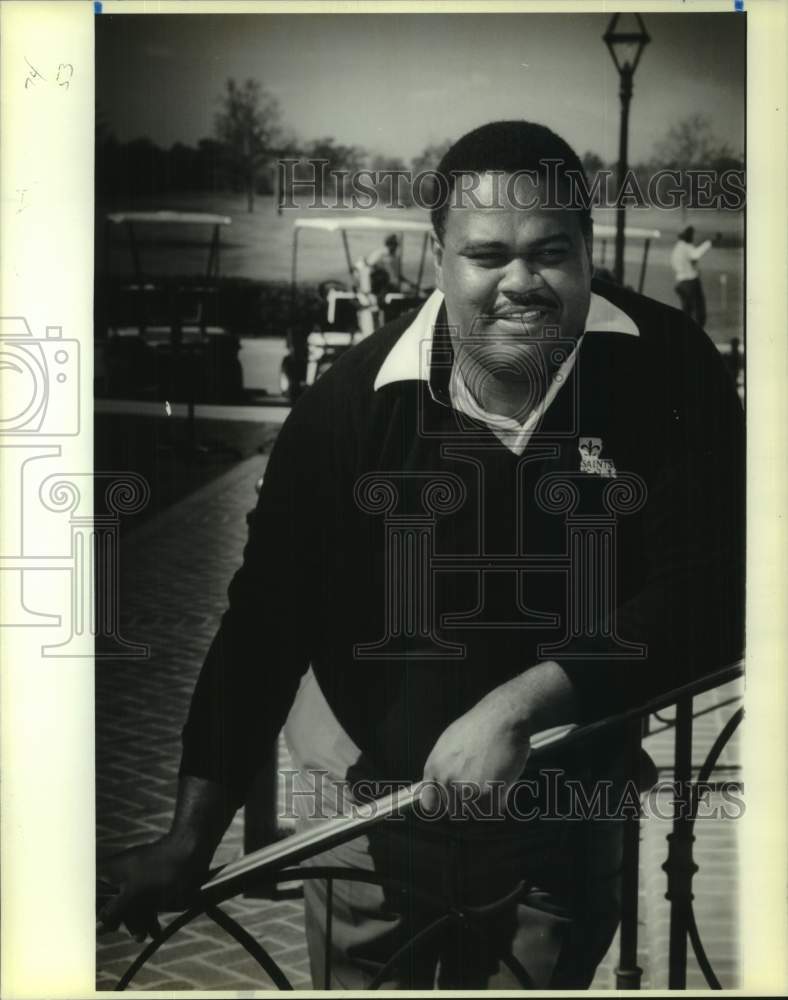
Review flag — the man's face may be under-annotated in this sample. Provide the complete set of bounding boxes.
[434,172,593,397]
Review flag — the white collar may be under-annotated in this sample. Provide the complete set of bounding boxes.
[373,288,639,391]
[448,335,583,455]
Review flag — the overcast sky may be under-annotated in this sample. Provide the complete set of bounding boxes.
[96,11,745,164]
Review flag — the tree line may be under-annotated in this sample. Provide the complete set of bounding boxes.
[96,79,743,213]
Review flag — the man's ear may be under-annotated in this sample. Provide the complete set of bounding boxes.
[432,235,444,291]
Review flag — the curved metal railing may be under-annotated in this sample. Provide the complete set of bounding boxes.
[111,661,743,991]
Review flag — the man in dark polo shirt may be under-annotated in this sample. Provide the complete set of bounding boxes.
[98,121,744,989]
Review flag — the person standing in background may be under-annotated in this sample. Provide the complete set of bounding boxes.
[356,234,410,327]
[670,226,721,327]
[365,233,403,293]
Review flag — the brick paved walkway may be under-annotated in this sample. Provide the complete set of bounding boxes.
[96,452,741,991]
[95,453,314,991]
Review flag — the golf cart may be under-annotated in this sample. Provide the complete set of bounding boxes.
[97,210,243,403]
[591,222,661,293]
[279,216,434,401]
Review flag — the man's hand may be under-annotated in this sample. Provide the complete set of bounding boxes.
[421,681,531,816]
[97,834,208,942]
[96,837,208,941]
[420,661,576,818]
[97,775,236,942]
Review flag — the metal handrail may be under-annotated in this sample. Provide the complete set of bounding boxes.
[531,662,741,758]
[113,660,743,991]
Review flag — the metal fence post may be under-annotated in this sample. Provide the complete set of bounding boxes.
[663,695,697,988]
[615,717,644,989]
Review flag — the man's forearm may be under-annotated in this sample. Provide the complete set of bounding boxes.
[503,660,579,738]
[167,775,237,866]
[421,660,580,800]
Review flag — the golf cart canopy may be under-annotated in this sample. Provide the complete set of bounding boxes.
[291,216,434,292]
[293,216,432,234]
[291,218,658,239]
[105,211,232,285]
[592,223,661,293]
[593,223,660,240]
[107,211,232,226]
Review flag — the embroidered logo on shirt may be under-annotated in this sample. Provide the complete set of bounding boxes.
[578,437,617,478]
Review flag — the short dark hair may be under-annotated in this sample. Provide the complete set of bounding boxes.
[430,120,592,243]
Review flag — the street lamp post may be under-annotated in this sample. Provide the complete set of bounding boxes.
[603,14,651,285]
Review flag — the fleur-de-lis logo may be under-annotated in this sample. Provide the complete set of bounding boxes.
[578,436,617,478]
[579,437,602,457]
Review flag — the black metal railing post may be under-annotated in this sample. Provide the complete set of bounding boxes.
[615,718,644,989]
[663,695,698,989]
[324,877,334,989]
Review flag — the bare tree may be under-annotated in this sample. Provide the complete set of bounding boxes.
[653,113,736,170]
[408,139,453,209]
[581,150,605,175]
[305,137,367,202]
[651,114,743,217]
[215,78,282,212]
[410,138,453,175]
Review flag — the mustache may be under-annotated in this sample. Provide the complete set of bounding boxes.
[487,297,558,317]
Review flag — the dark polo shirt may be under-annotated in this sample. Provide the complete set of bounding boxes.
[181,279,744,807]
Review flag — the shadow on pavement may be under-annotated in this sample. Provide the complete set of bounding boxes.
[95,411,282,526]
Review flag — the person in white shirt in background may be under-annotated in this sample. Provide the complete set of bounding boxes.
[356,234,412,329]
[670,225,721,328]
[366,233,403,291]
